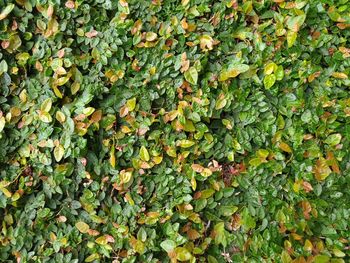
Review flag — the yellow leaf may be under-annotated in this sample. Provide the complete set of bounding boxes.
[83,107,95,116]
[71,82,80,95]
[279,142,292,153]
[41,98,52,112]
[85,253,100,262]
[120,169,133,184]
[95,236,108,245]
[191,176,196,191]
[56,111,66,123]
[152,156,163,164]
[332,72,348,79]
[39,111,52,123]
[287,30,297,48]
[304,239,313,252]
[140,146,150,161]
[178,139,195,148]
[146,32,157,41]
[0,116,5,132]
[54,145,64,162]
[56,76,69,86]
[121,125,132,133]
[215,97,227,110]
[201,168,212,177]
[0,187,12,198]
[166,147,177,157]
[264,62,277,75]
[110,147,116,168]
[75,221,90,233]
[126,97,136,111]
[53,85,63,98]
[199,35,214,51]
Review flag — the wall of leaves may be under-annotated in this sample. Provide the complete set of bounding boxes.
[0,0,350,262]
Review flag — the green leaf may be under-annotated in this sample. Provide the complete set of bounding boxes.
[286,14,306,32]
[0,60,8,75]
[325,134,342,146]
[160,240,176,252]
[219,205,238,216]
[313,255,330,263]
[242,208,256,231]
[213,222,227,247]
[275,65,284,80]
[264,74,276,89]
[184,67,198,85]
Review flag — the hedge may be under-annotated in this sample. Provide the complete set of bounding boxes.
[0,0,350,262]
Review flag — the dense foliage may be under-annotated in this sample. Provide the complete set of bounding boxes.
[0,0,350,262]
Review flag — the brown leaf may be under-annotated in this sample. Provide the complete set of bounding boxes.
[313,157,332,181]
[85,30,98,38]
[47,5,54,18]
[279,141,292,153]
[302,181,313,193]
[187,229,200,240]
[191,164,204,173]
[326,151,340,174]
[65,1,75,9]
[301,200,311,220]
[91,110,102,123]
[119,105,129,118]
[180,52,190,73]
